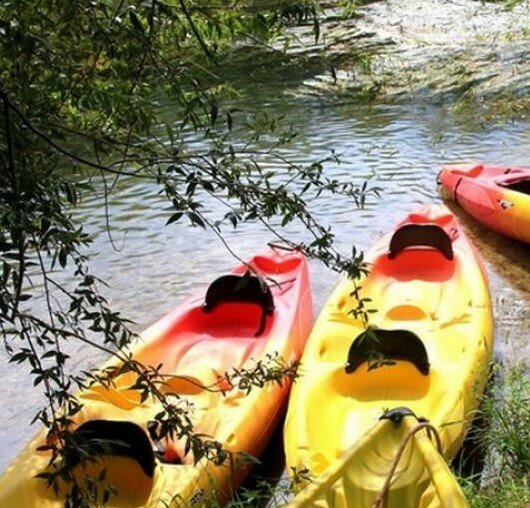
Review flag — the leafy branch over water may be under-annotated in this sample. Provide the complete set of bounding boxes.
[0,1,376,504]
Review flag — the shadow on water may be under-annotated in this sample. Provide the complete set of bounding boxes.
[451,367,497,480]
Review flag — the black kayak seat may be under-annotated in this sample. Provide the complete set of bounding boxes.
[203,273,274,337]
[388,223,454,261]
[345,328,430,376]
[70,420,156,478]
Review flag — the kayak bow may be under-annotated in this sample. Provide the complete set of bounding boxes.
[288,411,469,508]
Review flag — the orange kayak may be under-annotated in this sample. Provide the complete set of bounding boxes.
[438,163,530,243]
[0,248,312,507]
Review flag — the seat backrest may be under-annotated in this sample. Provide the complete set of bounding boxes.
[203,273,274,336]
[345,328,430,376]
[388,224,453,261]
[71,420,156,477]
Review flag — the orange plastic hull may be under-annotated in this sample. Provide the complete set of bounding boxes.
[0,248,313,507]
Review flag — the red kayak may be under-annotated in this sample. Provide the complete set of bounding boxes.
[438,163,530,244]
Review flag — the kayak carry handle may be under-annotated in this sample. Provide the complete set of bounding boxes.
[203,273,274,337]
[380,406,423,424]
[70,420,156,477]
[388,224,453,261]
[345,328,430,376]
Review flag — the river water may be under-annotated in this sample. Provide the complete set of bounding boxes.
[1,1,529,484]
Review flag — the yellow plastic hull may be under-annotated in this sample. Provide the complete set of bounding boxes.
[284,205,493,507]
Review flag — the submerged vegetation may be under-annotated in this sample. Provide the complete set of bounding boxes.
[298,0,530,123]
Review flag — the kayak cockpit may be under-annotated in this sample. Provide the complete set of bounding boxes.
[32,420,157,507]
[332,362,431,402]
[498,177,530,196]
[202,273,274,337]
[180,302,274,339]
[372,250,455,282]
[334,328,431,402]
[372,221,456,283]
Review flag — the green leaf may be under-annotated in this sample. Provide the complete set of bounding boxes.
[166,212,183,225]
[187,212,205,228]
[165,123,175,145]
[129,10,144,34]
[58,249,68,268]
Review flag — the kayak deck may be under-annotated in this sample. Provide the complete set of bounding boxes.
[288,414,469,508]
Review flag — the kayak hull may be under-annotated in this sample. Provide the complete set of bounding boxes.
[284,205,493,507]
[439,163,530,244]
[0,248,312,507]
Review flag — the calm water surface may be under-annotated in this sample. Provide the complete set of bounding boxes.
[1,92,529,471]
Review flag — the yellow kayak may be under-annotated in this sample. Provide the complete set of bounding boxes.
[284,205,493,507]
[0,248,312,507]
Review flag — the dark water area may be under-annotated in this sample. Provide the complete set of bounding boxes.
[1,60,529,478]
